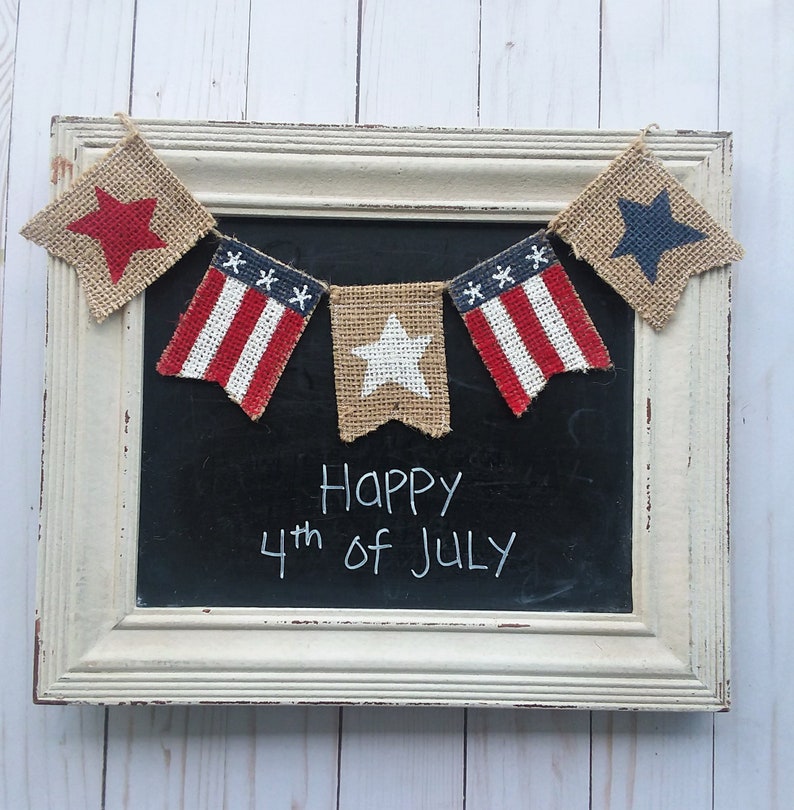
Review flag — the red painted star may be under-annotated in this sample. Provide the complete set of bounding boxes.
[67,186,167,283]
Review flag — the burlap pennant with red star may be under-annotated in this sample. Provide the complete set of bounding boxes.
[21,132,215,321]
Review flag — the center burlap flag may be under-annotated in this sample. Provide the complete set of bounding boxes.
[330,282,450,442]
[21,131,215,321]
[549,137,744,329]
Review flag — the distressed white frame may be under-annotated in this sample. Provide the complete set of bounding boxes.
[35,119,731,709]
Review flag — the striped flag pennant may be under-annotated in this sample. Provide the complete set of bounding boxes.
[448,231,611,416]
[157,236,326,420]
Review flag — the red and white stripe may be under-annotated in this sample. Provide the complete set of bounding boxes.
[463,265,610,415]
[158,268,306,419]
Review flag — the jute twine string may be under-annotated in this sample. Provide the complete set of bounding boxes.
[635,122,660,151]
[114,111,140,137]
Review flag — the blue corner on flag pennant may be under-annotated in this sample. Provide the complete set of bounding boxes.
[212,236,326,314]
[447,231,558,314]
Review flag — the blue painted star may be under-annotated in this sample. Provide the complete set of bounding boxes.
[611,189,706,283]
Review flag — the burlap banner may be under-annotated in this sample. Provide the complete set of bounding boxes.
[158,236,326,420]
[449,230,611,416]
[549,138,744,329]
[329,282,450,442]
[21,119,745,430]
[21,132,214,322]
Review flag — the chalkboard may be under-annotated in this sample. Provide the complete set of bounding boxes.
[137,217,634,612]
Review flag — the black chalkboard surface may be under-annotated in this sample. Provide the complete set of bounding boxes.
[137,218,634,612]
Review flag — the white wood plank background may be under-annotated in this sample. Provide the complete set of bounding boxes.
[1,0,790,808]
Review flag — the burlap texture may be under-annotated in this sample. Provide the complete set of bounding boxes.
[157,238,327,421]
[449,231,612,416]
[330,282,450,442]
[21,133,215,322]
[549,141,744,329]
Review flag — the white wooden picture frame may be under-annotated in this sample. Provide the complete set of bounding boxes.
[35,118,731,710]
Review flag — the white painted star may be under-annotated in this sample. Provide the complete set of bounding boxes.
[526,245,548,270]
[289,284,311,311]
[222,251,247,274]
[351,313,433,399]
[492,264,514,288]
[463,281,484,305]
[256,267,279,290]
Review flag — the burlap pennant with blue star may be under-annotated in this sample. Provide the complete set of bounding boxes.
[549,139,743,329]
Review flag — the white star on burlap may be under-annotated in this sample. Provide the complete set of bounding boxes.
[256,267,278,290]
[492,264,514,288]
[526,245,548,270]
[351,313,433,399]
[289,284,311,311]
[463,281,483,305]
[222,251,247,274]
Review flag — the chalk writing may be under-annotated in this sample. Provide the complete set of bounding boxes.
[344,528,392,574]
[260,520,323,579]
[259,466,516,582]
[320,464,462,516]
[410,529,515,579]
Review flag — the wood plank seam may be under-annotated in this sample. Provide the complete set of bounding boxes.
[354,0,363,124]
[0,0,21,372]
